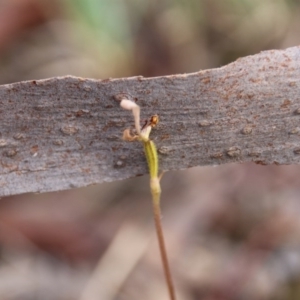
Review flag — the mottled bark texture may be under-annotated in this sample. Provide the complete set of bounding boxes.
[1,46,300,196]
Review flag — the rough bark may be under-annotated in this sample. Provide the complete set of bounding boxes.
[1,46,300,196]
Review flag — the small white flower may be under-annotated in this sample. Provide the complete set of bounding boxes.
[120,99,138,111]
[119,99,141,134]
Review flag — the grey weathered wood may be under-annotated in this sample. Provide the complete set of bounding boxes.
[1,46,300,196]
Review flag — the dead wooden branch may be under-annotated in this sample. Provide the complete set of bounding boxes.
[1,46,300,196]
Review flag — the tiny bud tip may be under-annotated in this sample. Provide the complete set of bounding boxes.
[120,99,138,110]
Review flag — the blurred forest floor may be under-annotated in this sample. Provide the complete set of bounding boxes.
[1,1,300,299]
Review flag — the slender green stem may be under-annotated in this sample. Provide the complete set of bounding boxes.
[152,191,176,300]
[144,140,176,300]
